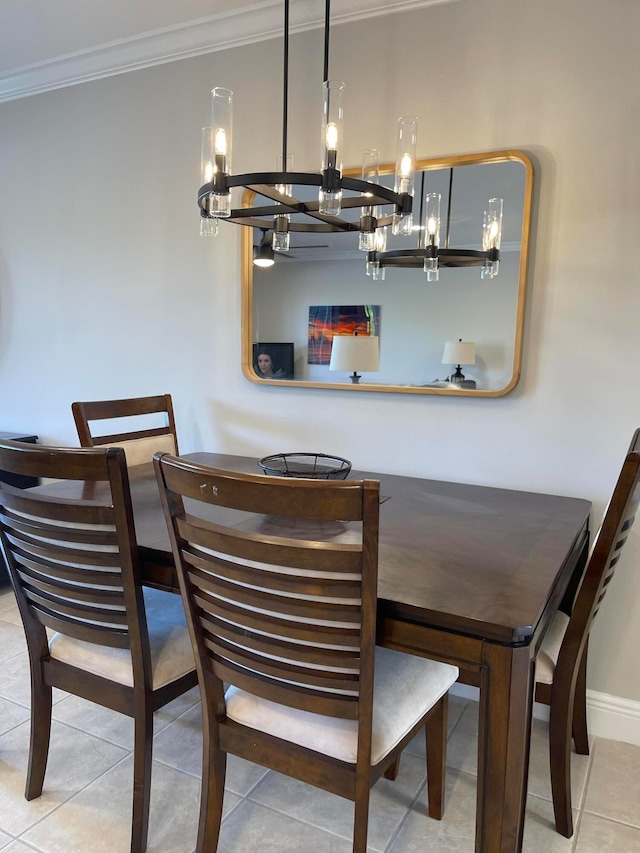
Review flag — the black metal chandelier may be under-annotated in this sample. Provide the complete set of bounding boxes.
[198,0,503,281]
[198,0,418,252]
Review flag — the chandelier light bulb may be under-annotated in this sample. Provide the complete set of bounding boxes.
[425,193,441,246]
[399,154,413,192]
[483,198,503,250]
[325,122,339,151]
[481,197,504,279]
[214,128,227,156]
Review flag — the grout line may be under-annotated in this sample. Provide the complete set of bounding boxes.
[0,750,134,847]
[232,796,354,846]
[383,776,427,853]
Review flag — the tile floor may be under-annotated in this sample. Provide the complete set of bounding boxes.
[1,584,639,852]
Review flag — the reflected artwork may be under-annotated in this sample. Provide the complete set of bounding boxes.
[308,305,380,365]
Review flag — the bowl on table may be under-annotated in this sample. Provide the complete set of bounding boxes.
[258,453,352,480]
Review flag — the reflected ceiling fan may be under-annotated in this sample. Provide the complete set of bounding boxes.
[253,228,329,267]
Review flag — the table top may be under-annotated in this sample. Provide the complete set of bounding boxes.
[28,451,591,646]
[125,452,591,645]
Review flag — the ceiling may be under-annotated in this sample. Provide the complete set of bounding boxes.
[0,0,455,103]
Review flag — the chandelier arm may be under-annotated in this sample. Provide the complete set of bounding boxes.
[373,248,501,269]
[199,173,404,205]
[229,205,360,231]
[227,215,358,233]
[198,171,406,223]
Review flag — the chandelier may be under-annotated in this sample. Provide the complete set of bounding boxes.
[198,0,503,281]
[365,169,503,282]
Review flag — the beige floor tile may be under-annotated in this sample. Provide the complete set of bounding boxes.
[217,799,353,852]
[0,830,14,849]
[0,606,21,629]
[522,795,576,852]
[249,750,428,852]
[0,588,16,613]
[151,702,268,795]
[0,698,29,738]
[0,620,26,664]
[0,719,127,836]
[22,756,213,853]
[527,717,590,805]
[52,687,200,749]
[388,766,477,852]
[0,653,67,708]
[575,812,640,852]
[583,738,640,827]
[442,702,479,776]
[404,695,468,760]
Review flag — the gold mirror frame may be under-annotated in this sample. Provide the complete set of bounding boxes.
[242,149,533,396]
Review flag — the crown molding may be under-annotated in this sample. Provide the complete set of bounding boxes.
[0,0,459,104]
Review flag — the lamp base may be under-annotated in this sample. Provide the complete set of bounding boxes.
[451,366,465,382]
[350,372,362,384]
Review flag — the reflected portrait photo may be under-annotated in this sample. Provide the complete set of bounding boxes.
[253,342,294,379]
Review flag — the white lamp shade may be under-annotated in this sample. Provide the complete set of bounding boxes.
[329,335,380,372]
[442,340,475,365]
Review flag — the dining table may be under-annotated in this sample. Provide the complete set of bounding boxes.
[35,452,592,853]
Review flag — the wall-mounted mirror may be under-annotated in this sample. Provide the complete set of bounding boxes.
[242,149,533,396]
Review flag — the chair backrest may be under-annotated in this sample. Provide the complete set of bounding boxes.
[558,428,640,676]
[72,394,178,465]
[154,453,380,731]
[0,439,152,680]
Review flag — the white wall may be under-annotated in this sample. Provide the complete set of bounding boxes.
[1,0,640,711]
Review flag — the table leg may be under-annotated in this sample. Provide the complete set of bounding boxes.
[476,643,535,853]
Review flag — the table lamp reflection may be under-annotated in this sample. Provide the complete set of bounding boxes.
[442,339,475,383]
[329,334,380,384]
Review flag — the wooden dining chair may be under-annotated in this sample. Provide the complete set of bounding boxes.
[0,439,197,853]
[535,427,640,837]
[154,452,459,853]
[72,394,178,466]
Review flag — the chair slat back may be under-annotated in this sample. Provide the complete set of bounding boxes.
[0,440,143,651]
[72,394,178,459]
[561,429,640,662]
[155,454,380,721]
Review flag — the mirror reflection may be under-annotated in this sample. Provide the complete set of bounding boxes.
[242,150,533,396]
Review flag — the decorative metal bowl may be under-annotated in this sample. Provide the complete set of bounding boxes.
[258,453,352,480]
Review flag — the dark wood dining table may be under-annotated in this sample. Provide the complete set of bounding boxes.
[37,452,592,853]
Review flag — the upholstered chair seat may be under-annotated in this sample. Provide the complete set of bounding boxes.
[535,611,570,685]
[49,587,194,689]
[226,647,457,764]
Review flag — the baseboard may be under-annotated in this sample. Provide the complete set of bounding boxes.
[585,689,640,747]
[451,684,640,747]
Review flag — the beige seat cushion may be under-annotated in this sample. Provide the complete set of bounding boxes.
[225,646,458,765]
[102,434,176,467]
[535,611,570,685]
[49,586,194,689]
